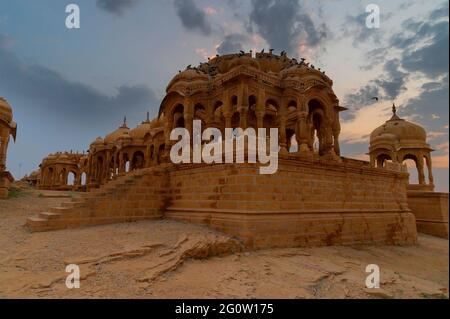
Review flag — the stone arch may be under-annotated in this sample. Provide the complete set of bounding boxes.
[121,153,130,173]
[131,150,145,170]
[286,128,297,152]
[157,143,165,164]
[376,153,392,168]
[287,100,297,113]
[231,112,240,129]
[231,95,238,111]
[402,154,419,184]
[247,95,258,129]
[173,104,185,129]
[67,171,76,186]
[264,98,279,129]
[80,172,87,186]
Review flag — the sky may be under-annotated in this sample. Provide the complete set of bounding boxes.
[0,0,448,191]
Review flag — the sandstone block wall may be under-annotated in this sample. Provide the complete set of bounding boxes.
[27,157,418,249]
[407,191,449,238]
[165,157,417,248]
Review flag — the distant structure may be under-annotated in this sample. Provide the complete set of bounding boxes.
[27,51,418,248]
[0,97,17,199]
[369,104,434,190]
[369,104,448,238]
[38,152,89,191]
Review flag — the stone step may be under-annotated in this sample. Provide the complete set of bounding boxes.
[61,201,76,208]
[39,212,61,220]
[25,217,49,232]
[50,206,73,214]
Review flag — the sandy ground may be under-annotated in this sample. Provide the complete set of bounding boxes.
[0,186,448,299]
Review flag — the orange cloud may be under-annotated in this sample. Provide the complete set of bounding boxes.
[432,142,449,168]
[204,6,217,15]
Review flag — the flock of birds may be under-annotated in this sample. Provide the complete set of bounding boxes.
[178,49,328,76]
[177,49,383,106]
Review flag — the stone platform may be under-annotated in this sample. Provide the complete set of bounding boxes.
[26,156,418,248]
[407,190,449,238]
[165,156,417,248]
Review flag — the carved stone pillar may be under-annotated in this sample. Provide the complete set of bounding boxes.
[238,83,249,129]
[238,108,248,129]
[417,155,425,185]
[279,115,288,154]
[296,111,310,153]
[426,155,435,186]
[332,113,341,156]
[256,88,265,129]
[0,128,9,171]
[223,90,232,132]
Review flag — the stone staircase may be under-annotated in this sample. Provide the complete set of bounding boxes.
[26,168,167,232]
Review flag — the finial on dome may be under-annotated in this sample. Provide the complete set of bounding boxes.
[146,111,150,122]
[121,116,128,128]
[389,103,401,121]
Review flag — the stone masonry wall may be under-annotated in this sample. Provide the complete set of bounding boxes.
[27,156,418,249]
[407,191,449,238]
[165,157,417,248]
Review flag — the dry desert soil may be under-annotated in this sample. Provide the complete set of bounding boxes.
[0,185,448,299]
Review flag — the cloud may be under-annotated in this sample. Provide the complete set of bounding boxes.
[342,85,380,120]
[400,21,449,77]
[96,0,139,16]
[402,76,449,130]
[174,0,212,36]
[432,142,449,169]
[373,59,408,100]
[344,3,448,124]
[343,59,407,121]
[429,1,449,20]
[387,3,449,78]
[340,103,392,144]
[216,34,249,55]
[0,37,159,127]
[248,0,328,56]
[343,12,382,47]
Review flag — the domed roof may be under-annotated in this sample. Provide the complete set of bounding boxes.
[174,68,209,82]
[280,64,312,78]
[117,130,132,142]
[130,113,153,140]
[0,97,13,123]
[104,118,130,144]
[91,136,104,146]
[371,132,398,144]
[370,104,429,148]
[228,55,260,70]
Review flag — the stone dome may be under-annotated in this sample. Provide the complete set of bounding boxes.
[370,114,427,144]
[130,121,152,140]
[117,130,132,142]
[130,113,153,140]
[0,97,13,123]
[369,105,431,152]
[173,68,208,83]
[228,55,260,70]
[91,136,104,146]
[104,119,130,144]
[371,132,398,144]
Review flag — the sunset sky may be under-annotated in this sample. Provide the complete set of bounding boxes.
[1,0,448,191]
